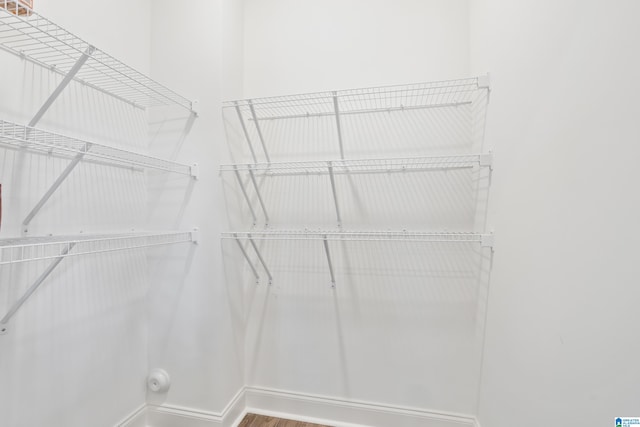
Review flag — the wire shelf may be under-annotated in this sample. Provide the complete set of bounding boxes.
[0,3,193,111]
[222,230,492,245]
[220,153,491,177]
[0,119,195,176]
[0,231,196,265]
[224,77,486,120]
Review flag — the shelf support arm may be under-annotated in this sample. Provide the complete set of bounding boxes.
[332,91,345,159]
[248,235,273,284]
[248,100,270,163]
[29,45,96,127]
[328,161,342,227]
[248,166,270,226]
[22,143,93,235]
[234,102,258,164]
[233,234,260,283]
[322,237,336,288]
[233,166,257,226]
[0,242,76,335]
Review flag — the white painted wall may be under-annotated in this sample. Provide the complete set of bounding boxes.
[0,1,152,426]
[235,0,486,418]
[244,0,470,96]
[470,1,640,426]
[146,0,246,416]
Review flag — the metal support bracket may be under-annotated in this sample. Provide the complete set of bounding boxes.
[322,237,336,288]
[234,101,258,163]
[248,234,273,284]
[29,45,96,127]
[191,100,200,117]
[190,163,200,180]
[481,233,494,249]
[248,100,270,163]
[0,242,76,335]
[477,73,491,91]
[248,166,269,226]
[328,161,342,227]
[479,152,493,169]
[233,233,260,283]
[191,228,199,244]
[332,91,345,159]
[233,166,257,225]
[22,143,93,235]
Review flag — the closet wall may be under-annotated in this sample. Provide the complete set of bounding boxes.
[0,1,152,426]
[232,0,485,417]
[470,1,640,426]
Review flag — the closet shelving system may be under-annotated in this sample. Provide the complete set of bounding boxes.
[221,76,493,287]
[0,3,198,334]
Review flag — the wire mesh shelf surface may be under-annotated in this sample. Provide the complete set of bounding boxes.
[220,153,491,177]
[224,77,486,120]
[223,230,491,244]
[0,119,195,175]
[0,3,193,111]
[0,231,195,265]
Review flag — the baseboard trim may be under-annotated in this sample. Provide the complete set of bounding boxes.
[116,404,147,427]
[139,386,477,427]
[145,387,246,427]
[245,386,476,427]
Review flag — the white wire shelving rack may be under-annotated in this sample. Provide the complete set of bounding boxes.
[0,231,197,266]
[223,76,489,162]
[0,230,198,334]
[0,119,198,234]
[0,120,198,176]
[220,153,492,227]
[0,1,197,122]
[222,230,493,287]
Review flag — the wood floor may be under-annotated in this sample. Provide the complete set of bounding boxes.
[238,413,332,427]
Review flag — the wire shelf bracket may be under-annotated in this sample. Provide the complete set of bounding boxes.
[323,236,336,288]
[0,231,197,334]
[0,5,196,114]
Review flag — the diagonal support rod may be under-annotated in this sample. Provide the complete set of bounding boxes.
[328,161,342,227]
[234,102,258,164]
[322,237,336,288]
[248,100,270,163]
[233,234,260,283]
[248,167,270,225]
[332,91,345,159]
[233,166,257,225]
[248,235,273,284]
[0,242,76,334]
[22,143,93,234]
[29,45,96,127]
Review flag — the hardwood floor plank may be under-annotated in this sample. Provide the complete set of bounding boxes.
[240,413,332,427]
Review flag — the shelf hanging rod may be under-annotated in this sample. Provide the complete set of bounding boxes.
[247,100,473,122]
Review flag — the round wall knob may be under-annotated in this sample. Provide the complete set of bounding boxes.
[147,368,171,393]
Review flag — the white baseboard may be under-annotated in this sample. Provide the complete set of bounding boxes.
[137,386,476,427]
[245,387,476,427]
[116,404,147,427]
